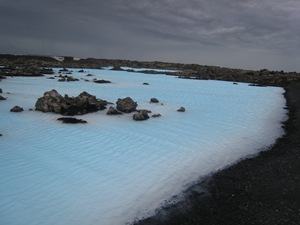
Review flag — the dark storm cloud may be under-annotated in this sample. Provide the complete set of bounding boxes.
[0,0,299,71]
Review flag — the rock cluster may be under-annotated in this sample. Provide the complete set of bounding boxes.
[35,89,107,116]
[34,91,165,122]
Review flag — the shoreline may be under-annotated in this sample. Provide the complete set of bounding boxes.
[134,83,300,225]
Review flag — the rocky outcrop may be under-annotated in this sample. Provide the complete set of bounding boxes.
[116,97,137,113]
[133,110,150,121]
[150,98,159,103]
[35,89,107,116]
[177,107,185,112]
[0,95,6,100]
[10,106,24,112]
[106,106,122,115]
[57,117,87,124]
[0,88,2,93]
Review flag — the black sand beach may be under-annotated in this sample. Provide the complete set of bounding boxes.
[134,83,300,225]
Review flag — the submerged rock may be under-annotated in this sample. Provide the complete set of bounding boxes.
[133,110,150,121]
[35,89,107,116]
[10,106,24,112]
[57,117,87,124]
[152,113,161,118]
[116,97,137,113]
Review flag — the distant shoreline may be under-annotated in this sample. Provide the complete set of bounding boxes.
[134,83,300,225]
[1,54,300,86]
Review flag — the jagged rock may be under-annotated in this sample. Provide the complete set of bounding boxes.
[10,106,24,112]
[143,83,149,85]
[133,110,149,121]
[116,97,137,113]
[35,89,107,115]
[150,98,159,103]
[86,74,93,77]
[77,69,84,73]
[94,79,111,84]
[106,106,123,115]
[177,107,186,112]
[57,117,87,124]
[152,113,161,118]
[0,95,6,100]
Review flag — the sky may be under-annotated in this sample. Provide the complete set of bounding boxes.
[0,0,299,72]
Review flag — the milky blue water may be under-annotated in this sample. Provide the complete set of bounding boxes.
[0,69,286,225]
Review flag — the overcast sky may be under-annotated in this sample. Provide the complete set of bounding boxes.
[0,0,299,71]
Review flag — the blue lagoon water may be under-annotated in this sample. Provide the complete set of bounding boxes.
[0,69,286,225]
